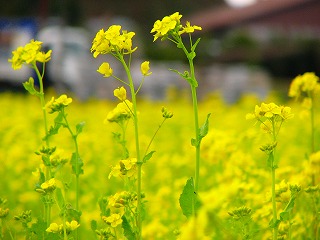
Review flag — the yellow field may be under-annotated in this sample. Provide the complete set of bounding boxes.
[0,90,319,239]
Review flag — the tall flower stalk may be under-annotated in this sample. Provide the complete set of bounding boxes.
[246,103,294,239]
[8,40,53,226]
[288,72,320,154]
[91,26,160,239]
[151,12,210,218]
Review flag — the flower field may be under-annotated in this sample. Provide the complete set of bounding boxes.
[1,11,319,240]
[0,88,319,239]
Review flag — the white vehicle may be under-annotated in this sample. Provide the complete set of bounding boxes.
[0,19,36,88]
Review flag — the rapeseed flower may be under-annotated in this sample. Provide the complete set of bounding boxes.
[114,87,127,101]
[46,220,80,234]
[8,39,52,70]
[45,94,72,113]
[91,25,137,58]
[102,213,123,227]
[105,100,133,123]
[289,72,320,98]
[97,62,113,78]
[151,12,201,42]
[178,21,202,35]
[40,178,56,193]
[140,61,152,76]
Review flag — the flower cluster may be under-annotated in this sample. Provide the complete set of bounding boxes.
[109,158,137,179]
[91,25,137,58]
[36,178,56,194]
[45,94,73,114]
[246,102,293,134]
[102,213,123,228]
[228,206,252,220]
[105,100,133,123]
[289,72,320,99]
[46,220,80,234]
[8,40,52,70]
[105,87,133,123]
[151,12,202,41]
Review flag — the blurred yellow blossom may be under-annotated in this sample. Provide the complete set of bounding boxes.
[289,72,320,98]
[97,62,113,78]
[140,61,152,76]
[8,39,52,70]
[178,21,202,35]
[45,95,72,113]
[105,100,133,123]
[102,213,123,227]
[151,12,182,41]
[114,87,127,101]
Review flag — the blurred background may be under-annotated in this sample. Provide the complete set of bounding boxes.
[1,0,320,102]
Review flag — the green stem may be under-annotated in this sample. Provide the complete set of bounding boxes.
[191,84,200,194]
[61,109,80,240]
[271,120,278,240]
[119,54,142,239]
[310,97,315,154]
[177,35,201,212]
[271,160,278,240]
[33,63,50,148]
[143,118,166,158]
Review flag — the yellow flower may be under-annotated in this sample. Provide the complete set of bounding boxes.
[97,62,113,77]
[8,39,52,70]
[91,25,137,57]
[141,61,152,76]
[179,21,202,35]
[105,100,133,123]
[45,95,72,113]
[289,72,320,98]
[40,178,56,193]
[55,94,72,106]
[102,213,123,228]
[66,220,80,231]
[151,12,182,41]
[114,87,127,101]
[46,223,61,233]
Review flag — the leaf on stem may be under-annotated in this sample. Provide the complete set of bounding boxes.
[199,113,211,140]
[122,216,135,239]
[23,77,40,96]
[279,197,296,221]
[76,121,86,135]
[179,177,201,218]
[55,187,65,211]
[71,152,84,175]
[191,38,201,52]
[143,151,156,163]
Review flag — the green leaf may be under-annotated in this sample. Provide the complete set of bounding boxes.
[23,77,39,96]
[66,208,82,222]
[76,121,86,135]
[30,217,47,237]
[267,152,274,169]
[268,218,281,229]
[280,197,296,221]
[199,113,211,140]
[191,138,198,147]
[55,187,65,211]
[179,177,200,218]
[71,152,84,176]
[90,220,98,232]
[143,151,156,163]
[191,38,201,52]
[122,216,135,239]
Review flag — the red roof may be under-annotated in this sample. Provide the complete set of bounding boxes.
[189,0,320,32]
